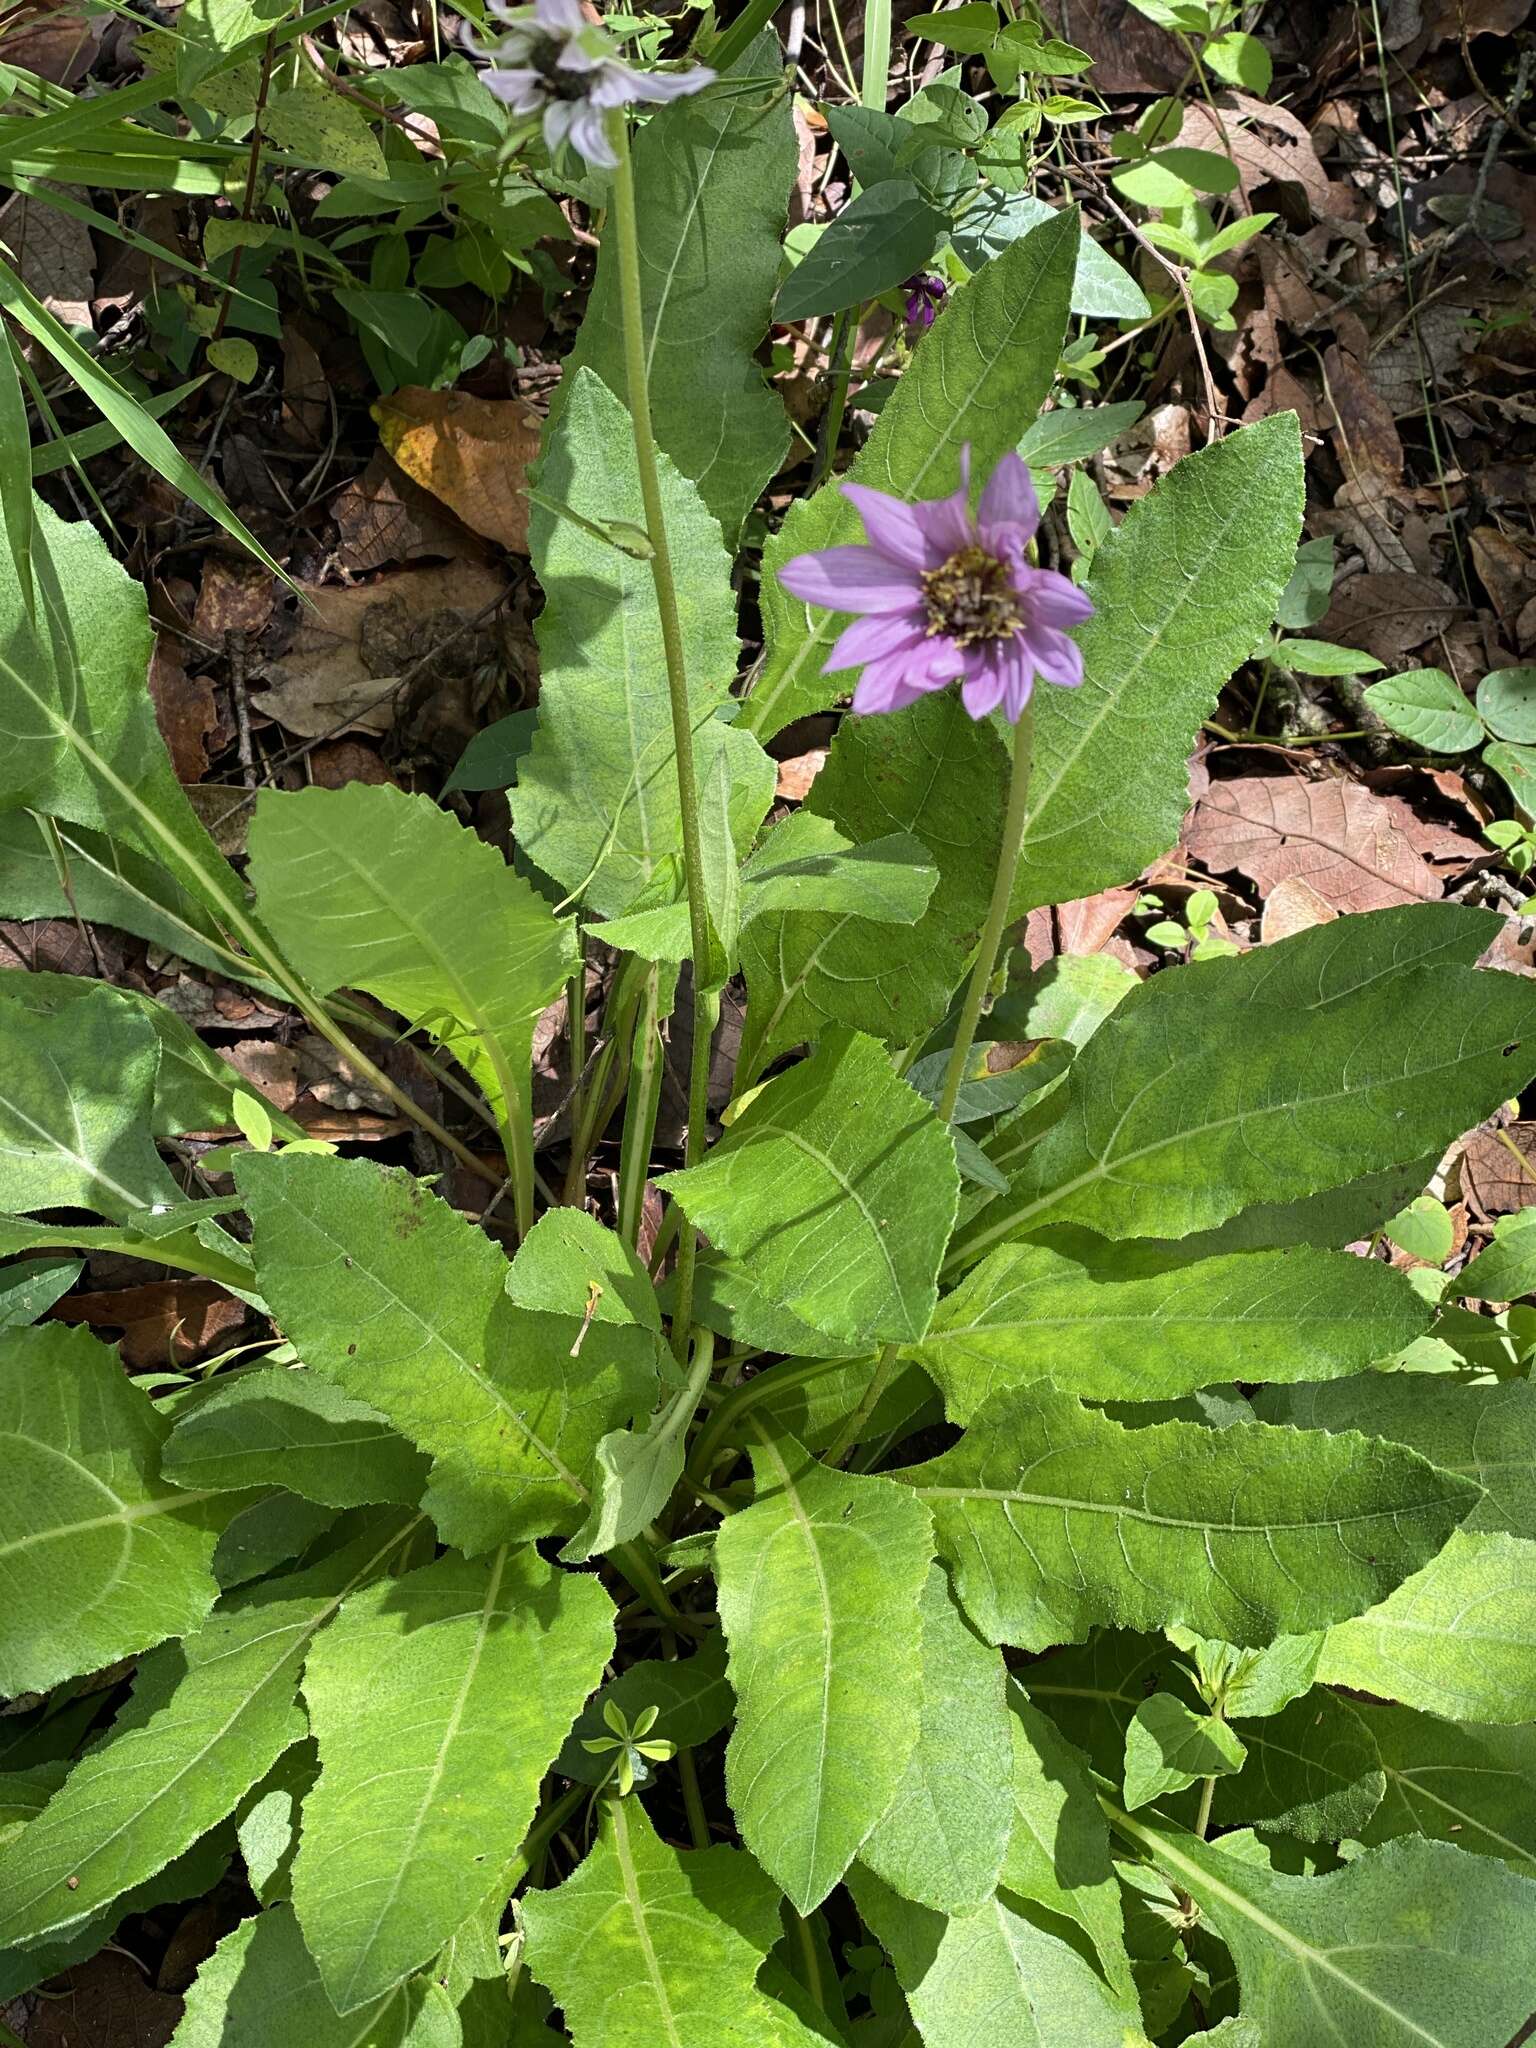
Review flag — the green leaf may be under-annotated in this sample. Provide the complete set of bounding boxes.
[162,1369,430,1510]
[1018,400,1145,471]
[1353,1702,1536,1872]
[778,180,949,325]
[1277,636,1384,676]
[1112,146,1240,205]
[1011,413,1304,917]
[1205,29,1272,93]
[739,695,1010,1079]
[1171,1628,1324,1720]
[1362,667,1481,752]
[0,1514,419,1948]
[898,1383,1479,1650]
[658,1031,959,1348]
[1456,1207,1536,1301]
[1475,665,1536,743]
[1124,1693,1246,1808]
[1317,1529,1536,1723]
[1003,1688,1139,2007]
[744,210,1078,741]
[714,1429,935,1912]
[556,41,794,541]
[962,905,1536,1259]
[1113,1808,1536,2048]
[511,369,770,918]
[172,1903,459,2048]
[0,1253,80,1329]
[1273,535,1335,631]
[848,1862,1138,2048]
[952,192,1150,319]
[1254,1375,1536,1538]
[557,1332,714,1564]
[293,1545,612,2011]
[1485,737,1536,810]
[238,1154,660,1551]
[0,1323,221,1696]
[249,782,575,1138]
[1210,1691,1384,1842]
[911,1241,1428,1416]
[523,1796,823,2048]
[0,981,184,1222]
[1383,1193,1454,1264]
[860,1566,1013,1912]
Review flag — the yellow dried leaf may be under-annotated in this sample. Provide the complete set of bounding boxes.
[373,386,543,554]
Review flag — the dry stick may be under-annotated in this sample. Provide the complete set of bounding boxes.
[210,30,278,346]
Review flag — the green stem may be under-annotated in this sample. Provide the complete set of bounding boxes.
[506,1785,586,1897]
[824,1342,898,1467]
[1194,1772,1217,1841]
[935,709,1034,1126]
[618,963,671,1246]
[860,0,892,107]
[562,935,588,1203]
[706,0,785,72]
[686,1353,852,1484]
[609,112,716,1365]
[810,307,857,492]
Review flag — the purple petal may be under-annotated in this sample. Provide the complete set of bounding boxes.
[534,0,587,28]
[840,484,946,571]
[851,652,948,715]
[978,453,1039,545]
[777,545,924,615]
[1020,567,1095,628]
[910,482,973,559]
[625,63,715,101]
[483,66,544,110]
[822,610,927,674]
[960,651,1008,722]
[1026,625,1085,687]
[567,102,617,164]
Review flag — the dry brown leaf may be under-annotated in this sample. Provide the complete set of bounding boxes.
[1316,571,1460,664]
[218,1038,302,1113]
[1425,0,1534,41]
[1178,94,1333,216]
[194,554,275,642]
[1460,1122,1536,1220]
[1323,342,1404,493]
[250,559,508,740]
[281,325,328,448]
[1055,886,1138,956]
[1260,874,1341,942]
[56,1280,246,1368]
[180,783,251,857]
[374,388,543,555]
[0,188,94,328]
[309,738,398,789]
[1059,0,1184,90]
[332,449,481,573]
[148,636,216,783]
[1471,525,1536,627]
[1186,773,1478,914]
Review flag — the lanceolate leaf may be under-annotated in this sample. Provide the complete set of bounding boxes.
[897,1383,1479,1651]
[293,1546,613,2011]
[238,1154,660,1552]
[961,904,1536,1262]
[248,783,576,1138]
[1354,1703,1536,1871]
[1317,1529,1536,1723]
[0,983,183,1221]
[0,1515,420,1948]
[162,1370,431,1511]
[172,1903,459,2048]
[739,693,1012,1079]
[912,1241,1428,1417]
[1013,418,1303,916]
[860,1565,1013,1913]
[714,1429,935,1912]
[522,1797,824,2047]
[743,210,1079,741]
[1210,1690,1385,1842]
[0,1323,222,1697]
[1111,1807,1536,2048]
[555,39,795,541]
[511,368,770,920]
[658,1031,959,1348]
[1255,1374,1536,1537]
[848,1863,1135,2048]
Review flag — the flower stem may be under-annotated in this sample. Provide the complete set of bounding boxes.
[935,708,1034,1127]
[609,113,716,1363]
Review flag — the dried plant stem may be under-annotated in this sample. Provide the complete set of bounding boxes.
[609,114,715,1363]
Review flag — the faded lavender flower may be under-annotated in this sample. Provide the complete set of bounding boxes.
[903,273,947,331]
[778,449,1094,722]
[481,0,713,171]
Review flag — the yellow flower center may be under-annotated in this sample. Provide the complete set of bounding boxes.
[920,544,1023,646]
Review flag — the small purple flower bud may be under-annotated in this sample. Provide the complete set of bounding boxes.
[902,274,947,332]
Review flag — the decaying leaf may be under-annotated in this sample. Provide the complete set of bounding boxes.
[1459,1121,1536,1220]
[1186,773,1479,913]
[374,388,543,555]
[1316,570,1460,665]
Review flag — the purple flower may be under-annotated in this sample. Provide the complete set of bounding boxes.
[778,449,1095,723]
[482,0,713,170]
[903,274,947,331]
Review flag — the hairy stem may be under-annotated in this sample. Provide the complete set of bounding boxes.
[609,113,717,1364]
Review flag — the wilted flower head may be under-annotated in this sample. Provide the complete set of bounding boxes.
[903,273,946,331]
[778,449,1094,723]
[482,0,713,170]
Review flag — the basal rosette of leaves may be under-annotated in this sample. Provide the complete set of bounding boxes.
[6,87,1536,2048]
